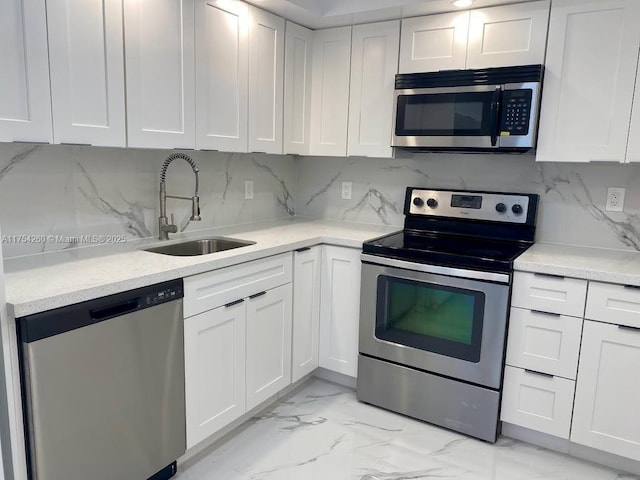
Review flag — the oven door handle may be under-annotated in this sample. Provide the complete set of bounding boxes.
[360,254,510,284]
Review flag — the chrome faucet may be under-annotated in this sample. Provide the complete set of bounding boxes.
[158,153,201,240]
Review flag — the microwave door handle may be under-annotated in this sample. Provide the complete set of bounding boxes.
[490,86,502,147]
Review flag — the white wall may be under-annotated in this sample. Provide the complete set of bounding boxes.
[296,152,640,251]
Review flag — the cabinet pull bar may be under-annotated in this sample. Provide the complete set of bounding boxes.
[618,325,640,333]
[531,309,560,317]
[251,151,267,154]
[224,298,245,308]
[295,247,311,253]
[524,369,553,378]
[624,284,640,290]
[249,291,267,299]
[12,141,48,144]
[533,272,564,279]
[173,147,194,151]
[60,142,91,146]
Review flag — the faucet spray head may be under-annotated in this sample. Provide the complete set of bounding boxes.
[191,196,201,221]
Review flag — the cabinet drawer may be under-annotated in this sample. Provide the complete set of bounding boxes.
[506,307,582,379]
[586,281,640,329]
[501,365,575,439]
[184,253,293,317]
[511,271,587,317]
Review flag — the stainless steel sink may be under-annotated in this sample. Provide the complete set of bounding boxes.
[143,237,255,256]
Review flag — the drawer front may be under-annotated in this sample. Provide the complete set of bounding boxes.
[506,307,582,379]
[586,282,640,329]
[511,271,587,317]
[501,365,575,439]
[184,253,293,317]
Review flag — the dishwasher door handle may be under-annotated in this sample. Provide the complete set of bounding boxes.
[90,299,140,320]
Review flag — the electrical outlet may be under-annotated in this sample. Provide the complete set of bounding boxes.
[606,187,625,212]
[341,181,352,200]
[245,180,254,200]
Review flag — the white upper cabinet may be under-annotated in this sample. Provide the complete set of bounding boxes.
[399,11,469,73]
[626,51,640,163]
[399,1,549,74]
[536,0,640,163]
[47,0,126,147]
[348,20,400,159]
[195,0,249,152]
[0,0,52,143]
[248,7,284,154]
[466,1,550,69]
[310,27,352,157]
[283,21,313,155]
[124,0,195,149]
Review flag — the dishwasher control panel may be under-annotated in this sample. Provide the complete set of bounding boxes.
[145,284,183,307]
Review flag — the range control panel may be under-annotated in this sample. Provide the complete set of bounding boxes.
[408,188,531,224]
[144,284,183,307]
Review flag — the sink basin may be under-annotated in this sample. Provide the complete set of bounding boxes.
[143,237,256,256]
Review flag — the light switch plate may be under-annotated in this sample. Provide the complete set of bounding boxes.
[341,181,352,200]
[245,180,254,200]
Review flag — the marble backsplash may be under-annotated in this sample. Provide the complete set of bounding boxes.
[3,143,640,258]
[296,152,640,252]
[0,144,295,258]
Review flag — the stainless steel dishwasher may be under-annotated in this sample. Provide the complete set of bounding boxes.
[17,279,186,480]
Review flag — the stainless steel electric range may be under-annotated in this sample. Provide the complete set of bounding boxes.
[357,187,539,443]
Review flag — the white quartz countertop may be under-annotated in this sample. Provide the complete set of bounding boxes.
[4,219,397,317]
[515,242,640,286]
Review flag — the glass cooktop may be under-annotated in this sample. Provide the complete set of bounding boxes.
[362,230,532,274]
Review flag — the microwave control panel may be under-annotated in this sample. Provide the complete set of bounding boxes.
[500,89,533,136]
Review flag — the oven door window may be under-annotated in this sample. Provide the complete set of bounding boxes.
[375,276,485,362]
[395,91,494,137]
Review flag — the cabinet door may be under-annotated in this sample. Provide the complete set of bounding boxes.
[626,50,640,162]
[466,1,550,69]
[536,0,640,162]
[246,284,292,411]
[319,246,361,377]
[47,0,126,147]
[309,27,352,157]
[195,0,249,152]
[248,7,284,154]
[399,12,469,74]
[292,246,321,383]
[572,320,640,461]
[348,20,400,159]
[283,21,313,155]
[0,0,52,143]
[184,301,246,449]
[124,0,195,149]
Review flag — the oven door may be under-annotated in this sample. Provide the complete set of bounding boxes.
[359,256,510,390]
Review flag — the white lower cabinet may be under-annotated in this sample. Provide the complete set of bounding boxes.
[501,366,575,439]
[571,320,640,461]
[184,300,246,449]
[291,246,321,383]
[246,284,293,410]
[183,253,293,448]
[319,246,361,377]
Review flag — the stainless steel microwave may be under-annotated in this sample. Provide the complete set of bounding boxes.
[391,65,543,152]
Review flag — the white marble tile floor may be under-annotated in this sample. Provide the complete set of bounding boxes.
[175,379,639,480]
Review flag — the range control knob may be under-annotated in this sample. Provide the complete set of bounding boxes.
[495,203,507,213]
[512,204,523,215]
[426,198,438,208]
[413,197,424,207]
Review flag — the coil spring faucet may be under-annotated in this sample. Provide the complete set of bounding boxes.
[158,153,201,240]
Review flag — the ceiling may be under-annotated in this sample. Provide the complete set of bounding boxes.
[243,0,529,29]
